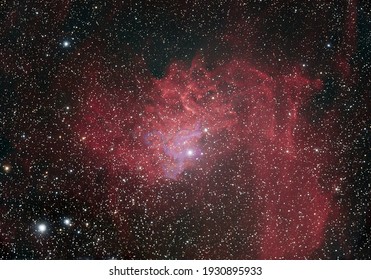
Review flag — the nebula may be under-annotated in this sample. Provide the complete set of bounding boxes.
[70,52,350,258]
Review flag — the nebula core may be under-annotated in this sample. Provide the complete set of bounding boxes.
[0,1,370,259]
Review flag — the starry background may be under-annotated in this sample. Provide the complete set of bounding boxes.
[0,0,370,260]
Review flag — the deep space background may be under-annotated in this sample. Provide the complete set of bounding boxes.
[0,0,370,259]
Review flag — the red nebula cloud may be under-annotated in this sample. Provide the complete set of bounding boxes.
[70,49,349,258]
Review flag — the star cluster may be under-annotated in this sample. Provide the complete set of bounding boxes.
[0,0,370,259]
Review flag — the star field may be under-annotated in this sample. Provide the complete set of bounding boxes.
[0,0,370,259]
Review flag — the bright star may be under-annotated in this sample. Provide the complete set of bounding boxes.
[62,40,71,48]
[3,164,11,173]
[38,223,47,233]
[187,150,194,156]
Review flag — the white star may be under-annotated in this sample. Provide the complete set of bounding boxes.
[38,223,47,233]
[62,40,71,48]
[64,218,71,226]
